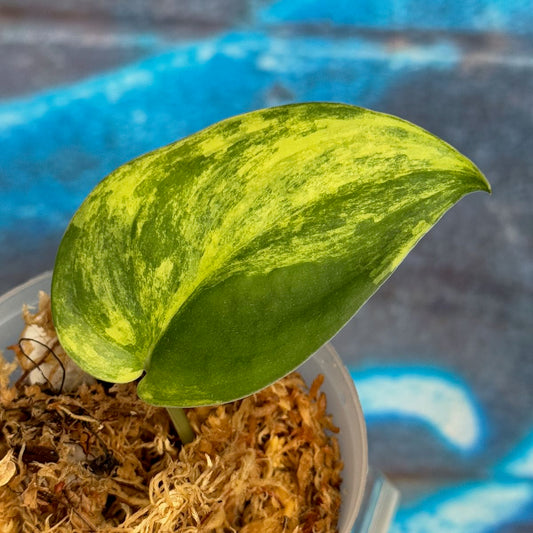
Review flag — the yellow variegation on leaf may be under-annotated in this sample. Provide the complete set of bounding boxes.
[51,103,490,406]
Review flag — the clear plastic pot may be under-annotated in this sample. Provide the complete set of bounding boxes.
[0,272,397,531]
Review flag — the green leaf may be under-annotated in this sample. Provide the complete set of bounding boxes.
[51,103,490,407]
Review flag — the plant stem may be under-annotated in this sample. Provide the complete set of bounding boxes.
[166,407,195,444]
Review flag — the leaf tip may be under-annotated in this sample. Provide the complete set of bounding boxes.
[478,169,492,195]
[468,161,491,195]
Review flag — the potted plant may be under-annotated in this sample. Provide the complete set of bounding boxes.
[0,102,489,531]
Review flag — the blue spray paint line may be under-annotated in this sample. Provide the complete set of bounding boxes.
[349,366,485,453]
[259,0,533,35]
[0,31,459,240]
[392,479,533,533]
[497,430,533,478]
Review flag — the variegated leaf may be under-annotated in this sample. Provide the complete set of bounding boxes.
[52,103,490,406]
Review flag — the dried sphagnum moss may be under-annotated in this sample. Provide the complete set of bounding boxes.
[0,297,342,532]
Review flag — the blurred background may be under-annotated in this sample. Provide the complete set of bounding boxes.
[1,1,532,530]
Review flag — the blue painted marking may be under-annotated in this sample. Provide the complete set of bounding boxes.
[498,431,533,478]
[260,0,533,35]
[0,32,459,240]
[350,367,485,452]
[392,480,533,532]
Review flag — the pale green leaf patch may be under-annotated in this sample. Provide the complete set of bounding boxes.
[51,102,490,406]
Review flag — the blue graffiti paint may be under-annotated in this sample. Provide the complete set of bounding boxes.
[0,32,459,243]
[259,0,533,35]
[498,431,533,478]
[392,480,533,532]
[350,367,485,453]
